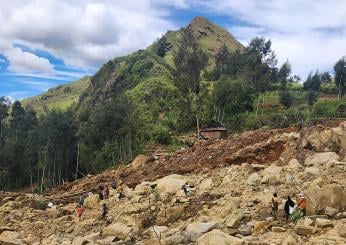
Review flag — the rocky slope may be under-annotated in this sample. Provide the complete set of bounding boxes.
[1,122,346,244]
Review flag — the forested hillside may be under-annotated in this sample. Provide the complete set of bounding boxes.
[1,16,346,191]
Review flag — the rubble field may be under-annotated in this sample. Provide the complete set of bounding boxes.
[1,121,346,244]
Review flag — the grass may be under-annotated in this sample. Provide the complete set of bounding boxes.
[22,76,90,115]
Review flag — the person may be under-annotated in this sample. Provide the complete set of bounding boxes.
[101,203,108,220]
[297,193,307,216]
[183,182,190,196]
[111,180,117,190]
[103,185,110,200]
[271,193,279,220]
[98,184,104,200]
[284,196,295,221]
[79,194,85,207]
[118,183,125,199]
[76,205,84,220]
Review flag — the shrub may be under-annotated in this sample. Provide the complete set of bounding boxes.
[336,103,346,117]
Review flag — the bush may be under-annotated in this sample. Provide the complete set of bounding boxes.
[154,126,171,145]
[336,103,346,117]
[312,100,339,118]
[279,90,294,108]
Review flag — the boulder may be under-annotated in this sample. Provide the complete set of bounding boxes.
[294,225,316,236]
[304,152,340,167]
[237,224,252,236]
[262,164,282,176]
[247,173,261,186]
[72,237,90,245]
[0,231,22,245]
[101,223,132,240]
[306,184,346,215]
[336,223,346,238]
[253,221,271,235]
[133,181,155,196]
[301,127,340,152]
[271,226,286,232]
[315,218,333,228]
[198,178,213,193]
[287,159,303,171]
[225,210,244,228]
[325,207,337,217]
[83,194,99,209]
[185,222,218,242]
[131,155,147,169]
[282,235,298,245]
[144,226,168,239]
[155,174,187,197]
[304,166,320,175]
[196,229,244,245]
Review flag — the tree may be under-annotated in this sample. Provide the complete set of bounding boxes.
[173,26,208,137]
[155,36,168,57]
[306,90,318,106]
[334,56,346,99]
[215,44,230,76]
[304,71,321,91]
[278,61,291,90]
[9,101,26,140]
[212,77,254,122]
[279,90,294,108]
[0,96,9,139]
[320,72,332,83]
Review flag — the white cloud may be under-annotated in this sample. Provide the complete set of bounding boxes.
[194,0,346,78]
[0,0,177,70]
[3,47,54,74]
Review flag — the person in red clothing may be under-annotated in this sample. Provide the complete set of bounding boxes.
[297,193,307,216]
[76,205,84,219]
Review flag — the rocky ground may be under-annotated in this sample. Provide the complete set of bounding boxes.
[1,122,346,244]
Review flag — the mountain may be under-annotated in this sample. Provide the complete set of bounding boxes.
[24,16,243,113]
[21,76,90,114]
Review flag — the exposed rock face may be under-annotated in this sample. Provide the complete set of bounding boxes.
[196,229,244,245]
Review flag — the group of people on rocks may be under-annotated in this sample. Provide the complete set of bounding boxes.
[75,179,124,221]
[271,192,307,223]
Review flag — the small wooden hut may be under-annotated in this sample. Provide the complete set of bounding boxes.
[200,120,227,139]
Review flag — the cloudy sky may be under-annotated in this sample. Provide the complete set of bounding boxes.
[1,0,346,100]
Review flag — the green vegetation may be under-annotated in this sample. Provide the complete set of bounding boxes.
[1,16,346,191]
[22,76,90,115]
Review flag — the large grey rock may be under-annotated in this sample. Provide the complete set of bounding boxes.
[294,225,316,236]
[83,194,99,209]
[315,218,333,228]
[101,223,132,240]
[247,173,261,186]
[306,184,346,215]
[185,222,218,242]
[196,229,244,245]
[304,152,340,167]
[155,174,187,197]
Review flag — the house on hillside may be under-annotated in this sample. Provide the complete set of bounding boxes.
[200,120,227,139]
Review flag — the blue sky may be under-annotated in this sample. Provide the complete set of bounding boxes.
[1,0,346,100]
